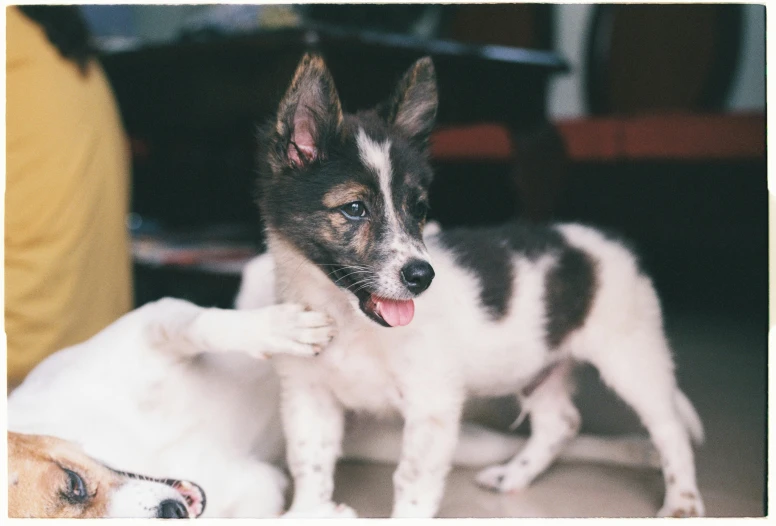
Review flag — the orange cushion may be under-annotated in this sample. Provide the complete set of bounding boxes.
[430,123,514,161]
[554,112,765,161]
[429,112,765,163]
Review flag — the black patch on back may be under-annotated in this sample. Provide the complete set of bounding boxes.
[438,228,514,319]
[440,222,598,344]
[500,222,567,259]
[544,246,597,348]
[438,222,568,320]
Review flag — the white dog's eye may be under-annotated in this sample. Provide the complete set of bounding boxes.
[61,468,88,504]
[340,201,368,220]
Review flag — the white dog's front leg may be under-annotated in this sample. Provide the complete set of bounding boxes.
[147,298,334,360]
[278,366,351,516]
[391,397,463,518]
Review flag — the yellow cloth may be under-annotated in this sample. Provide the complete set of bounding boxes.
[6,6,132,386]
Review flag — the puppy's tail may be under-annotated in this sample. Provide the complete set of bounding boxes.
[342,419,660,470]
[675,388,705,446]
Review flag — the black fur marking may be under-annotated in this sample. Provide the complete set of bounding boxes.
[438,228,514,319]
[544,246,597,349]
[438,222,568,320]
[501,222,567,259]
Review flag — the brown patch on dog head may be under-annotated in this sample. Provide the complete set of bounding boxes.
[667,474,676,485]
[322,183,370,209]
[340,215,372,260]
[8,432,123,518]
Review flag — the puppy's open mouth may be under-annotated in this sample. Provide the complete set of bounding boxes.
[329,265,415,327]
[362,294,415,327]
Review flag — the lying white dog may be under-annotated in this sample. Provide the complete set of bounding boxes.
[8,254,660,517]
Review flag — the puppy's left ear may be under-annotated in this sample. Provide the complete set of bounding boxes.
[378,56,438,148]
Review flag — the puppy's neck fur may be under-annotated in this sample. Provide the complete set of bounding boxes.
[265,231,363,325]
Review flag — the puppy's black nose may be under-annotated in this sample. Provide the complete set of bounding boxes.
[400,260,435,294]
[157,499,189,519]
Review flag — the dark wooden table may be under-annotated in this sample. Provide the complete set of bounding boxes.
[102,24,568,137]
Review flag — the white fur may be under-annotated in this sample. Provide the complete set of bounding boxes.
[8,255,671,518]
[107,479,189,518]
[356,127,393,200]
[262,219,705,518]
[7,298,323,518]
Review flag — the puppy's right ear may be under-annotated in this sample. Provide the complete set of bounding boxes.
[272,54,344,170]
[377,56,438,148]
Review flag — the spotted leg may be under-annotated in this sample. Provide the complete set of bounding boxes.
[275,358,356,518]
[475,362,580,493]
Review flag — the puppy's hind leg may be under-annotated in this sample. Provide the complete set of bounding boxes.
[145,298,335,360]
[475,361,580,493]
[580,331,704,517]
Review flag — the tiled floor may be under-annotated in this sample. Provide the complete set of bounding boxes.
[333,308,767,517]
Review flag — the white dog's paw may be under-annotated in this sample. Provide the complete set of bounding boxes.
[261,304,336,358]
[475,463,532,494]
[282,502,357,518]
[658,489,705,518]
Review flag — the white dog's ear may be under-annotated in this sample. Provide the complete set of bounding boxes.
[378,56,438,147]
[274,53,344,168]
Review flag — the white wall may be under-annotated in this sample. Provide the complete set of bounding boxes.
[548,4,593,119]
[728,4,766,111]
[131,5,205,43]
[547,4,766,120]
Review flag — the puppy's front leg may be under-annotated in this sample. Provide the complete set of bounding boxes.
[392,393,463,518]
[278,366,354,517]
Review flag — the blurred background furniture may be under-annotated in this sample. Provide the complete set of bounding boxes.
[555,3,765,313]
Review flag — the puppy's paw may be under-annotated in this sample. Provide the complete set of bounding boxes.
[658,489,705,518]
[282,502,357,518]
[262,304,336,358]
[475,463,532,494]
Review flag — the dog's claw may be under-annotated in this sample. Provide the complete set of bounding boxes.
[475,464,531,493]
[658,490,704,518]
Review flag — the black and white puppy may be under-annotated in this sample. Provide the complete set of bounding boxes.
[254,54,704,518]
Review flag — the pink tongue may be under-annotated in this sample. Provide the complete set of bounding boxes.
[375,297,415,327]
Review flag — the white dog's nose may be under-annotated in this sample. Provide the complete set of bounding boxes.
[157,499,188,518]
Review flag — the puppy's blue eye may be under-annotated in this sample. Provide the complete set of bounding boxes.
[340,201,368,220]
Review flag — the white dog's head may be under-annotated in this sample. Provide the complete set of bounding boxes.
[8,431,206,518]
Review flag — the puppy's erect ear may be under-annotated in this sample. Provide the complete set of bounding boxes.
[378,56,438,147]
[274,53,343,169]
